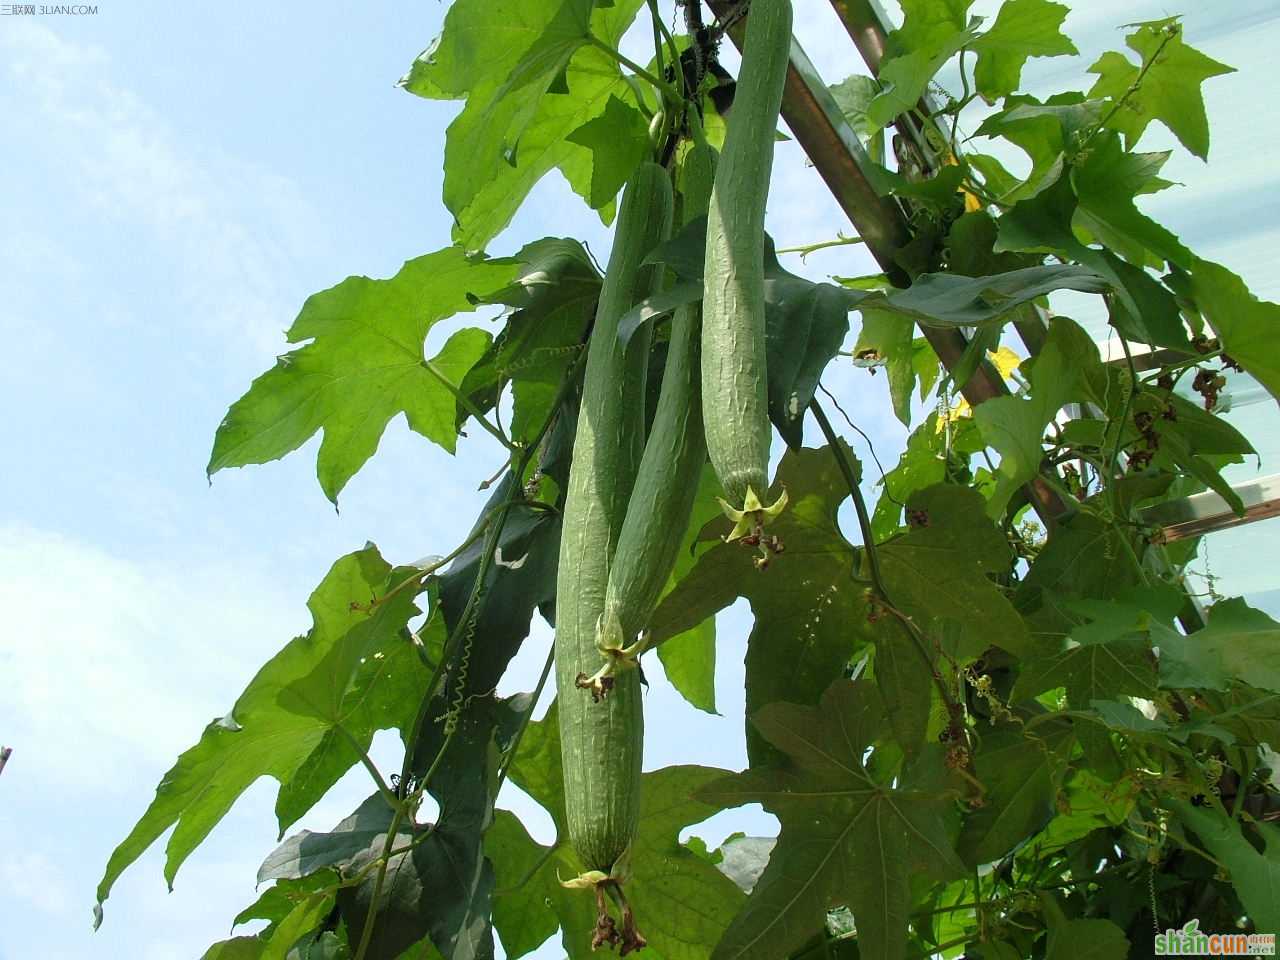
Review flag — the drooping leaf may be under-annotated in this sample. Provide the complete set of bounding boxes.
[1070,133,1190,270]
[649,445,872,765]
[436,473,563,698]
[96,547,428,924]
[996,172,1189,348]
[1189,258,1280,404]
[336,693,528,960]
[458,236,599,441]
[970,0,1077,102]
[1158,598,1280,694]
[871,263,1109,327]
[1170,800,1280,930]
[1086,18,1234,160]
[645,218,1109,446]
[698,680,965,960]
[209,247,520,503]
[259,793,406,883]
[489,703,744,959]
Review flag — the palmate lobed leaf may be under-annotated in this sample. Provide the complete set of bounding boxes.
[335,693,530,960]
[403,0,646,248]
[1158,597,1280,694]
[208,246,521,504]
[1086,17,1234,160]
[698,680,965,960]
[970,0,1077,102]
[648,444,873,765]
[95,546,428,926]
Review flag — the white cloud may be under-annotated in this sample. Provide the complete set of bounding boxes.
[0,22,327,360]
[0,525,306,791]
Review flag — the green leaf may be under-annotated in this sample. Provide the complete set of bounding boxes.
[972,317,1099,517]
[436,473,563,697]
[1158,597,1280,693]
[956,722,1071,866]
[871,413,984,539]
[867,0,978,130]
[970,0,1077,102]
[996,171,1188,348]
[975,95,1105,204]
[1016,513,1142,625]
[490,703,744,959]
[698,680,965,960]
[1042,905,1129,960]
[337,692,528,960]
[874,263,1109,328]
[854,308,915,426]
[209,247,520,503]
[259,793,406,883]
[459,237,599,440]
[1170,800,1280,930]
[829,74,880,139]
[1011,590,1160,707]
[649,446,873,765]
[96,547,428,923]
[1189,258,1280,403]
[876,484,1028,660]
[201,938,267,960]
[565,94,651,209]
[1086,18,1234,160]
[262,891,335,960]
[1070,132,1190,269]
[406,0,645,247]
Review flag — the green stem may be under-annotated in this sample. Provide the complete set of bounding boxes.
[335,723,401,812]
[1084,27,1176,152]
[587,34,683,104]
[422,359,514,452]
[775,234,865,259]
[353,804,406,960]
[810,400,967,730]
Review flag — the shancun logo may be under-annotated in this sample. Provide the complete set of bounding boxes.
[1154,919,1276,955]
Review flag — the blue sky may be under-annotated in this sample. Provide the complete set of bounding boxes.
[1,2,1277,958]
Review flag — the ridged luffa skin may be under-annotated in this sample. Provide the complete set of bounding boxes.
[700,0,792,508]
[556,162,673,871]
[601,143,717,649]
